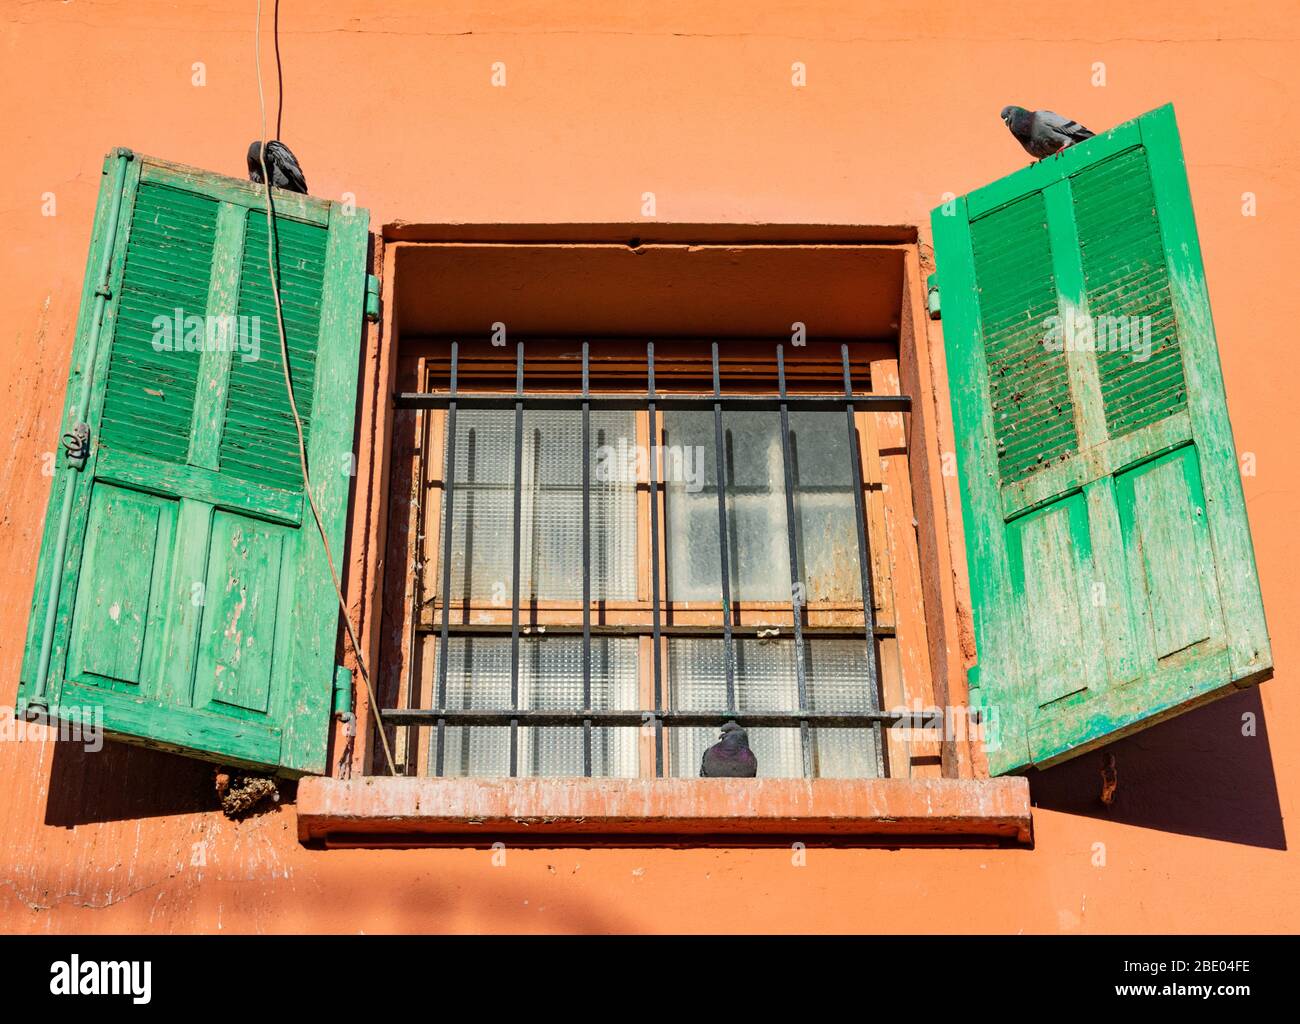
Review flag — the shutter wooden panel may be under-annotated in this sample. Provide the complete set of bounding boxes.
[99,183,219,463]
[222,213,327,490]
[932,105,1271,775]
[970,192,1077,484]
[1073,148,1188,436]
[18,150,369,775]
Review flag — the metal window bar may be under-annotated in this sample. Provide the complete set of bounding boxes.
[416,622,895,639]
[842,343,888,779]
[432,342,459,777]
[710,342,738,713]
[388,709,939,728]
[646,343,665,776]
[509,342,525,777]
[775,344,813,777]
[580,342,593,776]
[396,394,911,413]
[408,341,917,779]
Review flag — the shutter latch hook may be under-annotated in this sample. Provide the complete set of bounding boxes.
[62,422,91,470]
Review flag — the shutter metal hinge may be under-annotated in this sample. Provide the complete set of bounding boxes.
[333,664,354,715]
[926,273,941,320]
[364,273,381,323]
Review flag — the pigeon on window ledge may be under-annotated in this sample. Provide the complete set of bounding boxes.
[700,721,759,778]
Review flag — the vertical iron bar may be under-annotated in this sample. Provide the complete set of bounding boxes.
[433,343,459,777]
[581,342,593,777]
[776,345,813,778]
[842,344,887,779]
[646,343,664,777]
[509,342,525,777]
[711,343,737,712]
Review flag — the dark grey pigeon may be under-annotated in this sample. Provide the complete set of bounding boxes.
[1000,106,1095,159]
[247,140,309,194]
[700,722,758,778]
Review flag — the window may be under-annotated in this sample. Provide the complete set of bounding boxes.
[382,339,920,780]
[24,105,1265,846]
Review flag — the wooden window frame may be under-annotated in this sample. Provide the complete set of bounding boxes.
[295,228,1033,845]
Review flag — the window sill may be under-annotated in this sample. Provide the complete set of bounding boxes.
[296,776,1032,847]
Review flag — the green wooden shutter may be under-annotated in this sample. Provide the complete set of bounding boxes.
[18,149,369,776]
[932,105,1271,775]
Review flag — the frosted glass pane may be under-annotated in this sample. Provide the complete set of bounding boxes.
[668,638,879,778]
[436,637,639,778]
[662,410,862,603]
[443,409,637,601]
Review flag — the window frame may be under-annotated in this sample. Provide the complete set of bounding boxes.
[299,227,1031,845]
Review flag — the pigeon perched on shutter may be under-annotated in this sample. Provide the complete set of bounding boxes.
[700,721,758,778]
[247,140,309,194]
[1000,106,1095,159]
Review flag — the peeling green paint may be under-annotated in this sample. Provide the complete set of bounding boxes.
[932,104,1273,775]
[18,151,370,776]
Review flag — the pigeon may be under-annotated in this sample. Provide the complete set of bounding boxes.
[247,140,309,194]
[700,721,758,778]
[1000,106,1095,159]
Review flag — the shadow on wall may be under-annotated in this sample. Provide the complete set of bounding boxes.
[42,681,1285,853]
[1028,687,1286,850]
[42,739,292,827]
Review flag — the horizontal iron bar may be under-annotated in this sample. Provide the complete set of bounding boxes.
[395,392,911,413]
[415,622,895,638]
[382,709,943,728]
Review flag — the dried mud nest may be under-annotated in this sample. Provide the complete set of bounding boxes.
[214,769,281,820]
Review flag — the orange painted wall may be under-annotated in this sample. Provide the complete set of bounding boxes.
[1,0,1296,933]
